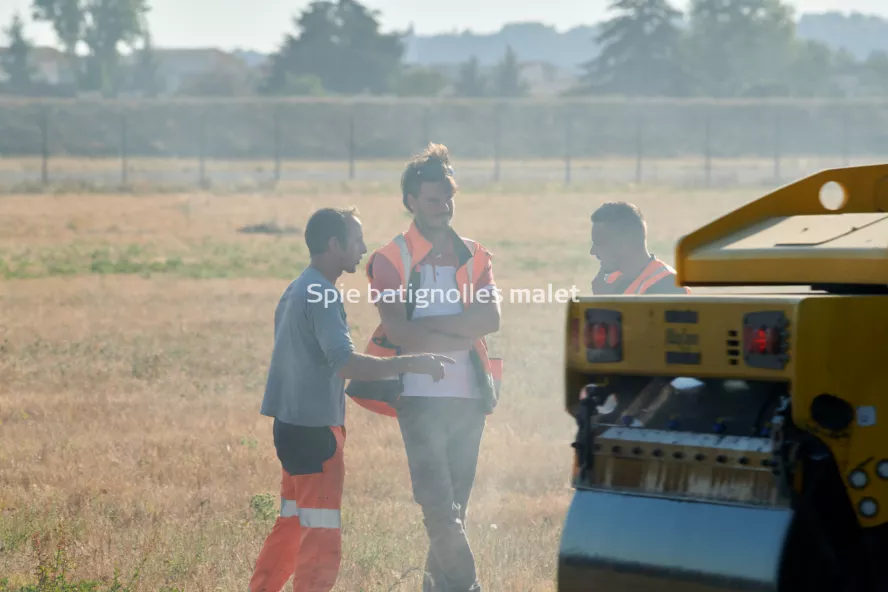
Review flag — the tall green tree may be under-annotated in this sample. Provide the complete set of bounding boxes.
[578,0,685,96]
[491,45,527,96]
[684,0,796,97]
[31,0,83,59]
[858,51,888,96]
[132,25,161,96]
[2,12,36,91]
[783,39,845,97]
[31,0,150,94]
[261,0,406,95]
[81,0,150,94]
[453,56,486,97]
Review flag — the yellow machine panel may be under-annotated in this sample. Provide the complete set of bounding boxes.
[675,165,888,288]
[557,165,888,592]
[565,297,799,380]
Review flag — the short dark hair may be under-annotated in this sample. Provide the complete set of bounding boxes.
[591,201,646,242]
[304,207,359,256]
[400,142,459,211]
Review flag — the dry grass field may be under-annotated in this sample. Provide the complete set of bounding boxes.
[0,155,871,193]
[0,176,767,591]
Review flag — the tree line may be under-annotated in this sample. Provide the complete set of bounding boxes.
[2,0,160,96]
[2,0,887,98]
[577,0,888,98]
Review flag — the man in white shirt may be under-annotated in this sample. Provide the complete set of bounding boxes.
[367,144,500,592]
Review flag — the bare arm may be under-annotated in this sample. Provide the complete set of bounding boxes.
[413,295,501,339]
[338,352,454,381]
[304,285,454,383]
[377,300,476,353]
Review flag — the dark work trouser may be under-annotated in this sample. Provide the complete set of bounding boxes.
[395,396,487,592]
[249,420,346,592]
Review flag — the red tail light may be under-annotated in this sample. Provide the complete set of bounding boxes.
[608,324,620,348]
[585,309,623,363]
[743,312,790,369]
[745,326,780,355]
[591,324,607,349]
[744,325,783,355]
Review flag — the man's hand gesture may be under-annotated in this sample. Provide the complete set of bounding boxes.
[407,354,456,382]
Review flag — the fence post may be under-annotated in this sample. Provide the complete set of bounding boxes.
[348,111,355,181]
[40,105,49,186]
[704,114,712,187]
[273,104,281,183]
[493,106,501,183]
[635,116,643,185]
[422,107,430,146]
[564,108,571,186]
[198,110,207,187]
[773,113,781,184]
[120,110,128,188]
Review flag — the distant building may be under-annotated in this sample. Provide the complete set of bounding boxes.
[0,46,77,86]
[519,61,577,96]
[140,48,253,95]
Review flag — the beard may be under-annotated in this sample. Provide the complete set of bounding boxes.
[425,211,452,225]
[597,258,619,274]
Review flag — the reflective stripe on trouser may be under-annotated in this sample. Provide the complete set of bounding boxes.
[249,426,345,592]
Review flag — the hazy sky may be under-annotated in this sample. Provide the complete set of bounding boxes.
[1,0,887,53]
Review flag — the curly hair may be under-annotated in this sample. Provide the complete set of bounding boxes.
[400,142,459,211]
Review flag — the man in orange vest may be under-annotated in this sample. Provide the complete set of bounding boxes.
[589,201,690,295]
[346,143,501,592]
[249,206,457,592]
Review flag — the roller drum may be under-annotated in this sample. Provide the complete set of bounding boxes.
[557,489,795,592]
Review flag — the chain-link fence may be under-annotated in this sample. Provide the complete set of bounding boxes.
[1,97,886,190]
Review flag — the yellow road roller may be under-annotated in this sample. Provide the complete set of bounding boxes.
[559,165,888,592]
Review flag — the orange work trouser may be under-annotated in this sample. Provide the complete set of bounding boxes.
[249,424,345,592]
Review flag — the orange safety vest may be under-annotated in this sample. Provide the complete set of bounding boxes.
[602,257,689,294]
[345,222,503,418]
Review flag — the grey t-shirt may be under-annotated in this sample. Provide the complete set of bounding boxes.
[260,266,355,427]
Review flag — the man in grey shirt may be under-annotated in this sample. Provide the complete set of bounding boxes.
[249,207,453,592]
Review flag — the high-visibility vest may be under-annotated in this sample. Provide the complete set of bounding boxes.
[345,222,503,417]
[602,257,689,294]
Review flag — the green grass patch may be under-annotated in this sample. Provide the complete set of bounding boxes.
[0,239,307,280]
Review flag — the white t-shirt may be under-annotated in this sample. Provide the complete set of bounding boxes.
[369,242,496,399]
[401,261,478,398]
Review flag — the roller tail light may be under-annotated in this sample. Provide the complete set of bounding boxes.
[743,311,790,370]
[585,309,623,363]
